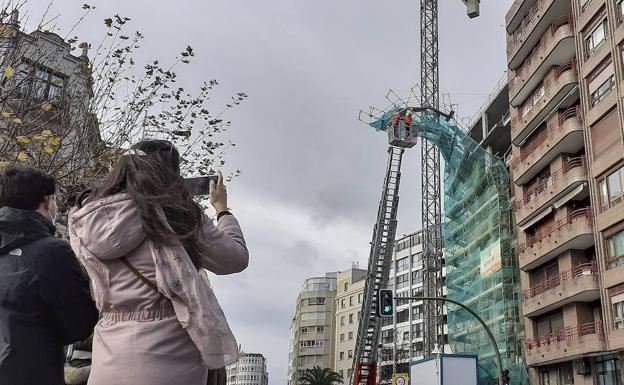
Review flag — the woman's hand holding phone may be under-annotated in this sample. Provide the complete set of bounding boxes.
[210,170,228,213]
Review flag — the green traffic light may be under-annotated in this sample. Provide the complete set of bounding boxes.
[384,306,392,313]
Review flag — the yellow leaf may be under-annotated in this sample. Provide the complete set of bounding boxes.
[50,137,61,146]
[32,134,43,141]
[12,118,22,124]
[16,152,27,162]
[1,111,10,119]
[42,145,54,154]
[4,67,14,78]
[41,130,53,137]
[0,162,9,169]
[16,136,30,144]
[41,103,53,112]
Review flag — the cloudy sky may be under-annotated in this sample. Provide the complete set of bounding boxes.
[29,0,512,383]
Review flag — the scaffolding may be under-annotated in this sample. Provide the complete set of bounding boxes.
[362,104,528,385]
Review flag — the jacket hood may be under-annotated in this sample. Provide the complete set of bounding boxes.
[69,193,145,260]
[0,207,55,254]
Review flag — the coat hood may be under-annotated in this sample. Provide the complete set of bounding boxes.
[69,193,145,260]
[0,207,55,254]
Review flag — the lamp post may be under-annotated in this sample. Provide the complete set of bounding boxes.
[401,296,504,385]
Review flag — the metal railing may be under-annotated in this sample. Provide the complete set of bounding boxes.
[510,13,572,89]
[520,260,597,301]
[514,156,587,209]
[511,59,577,128]
[510,106,581,170]
[507,0,552,52]
[524,321,604,352]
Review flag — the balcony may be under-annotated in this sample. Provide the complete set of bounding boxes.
[510,106,584,185]
[518,208,595,270]
[509,14,575,107]
[524,321,606,366]
[521,262,600,316]
[507,0,572,67]
[514,157,589,227]
[511,61,578,145]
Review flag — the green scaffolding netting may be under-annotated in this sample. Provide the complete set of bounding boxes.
[371,109,528,385]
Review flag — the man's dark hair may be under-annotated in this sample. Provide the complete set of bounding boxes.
[0,165,55,210]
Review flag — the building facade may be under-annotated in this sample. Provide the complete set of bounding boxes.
[226,350,269,385]
[377,231,450,384]
[287,274,338,385]
[334,267,367,381]
[506,0,624,384]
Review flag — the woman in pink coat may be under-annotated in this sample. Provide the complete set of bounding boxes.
[68,139,248,385]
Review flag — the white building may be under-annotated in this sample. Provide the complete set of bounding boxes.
[378,230,449,384]
[226,350,269,385]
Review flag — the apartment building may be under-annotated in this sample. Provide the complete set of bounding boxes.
[334,267,367,381]
[506,0,624,384]
[287,274,338,385]
[226,350,269,385]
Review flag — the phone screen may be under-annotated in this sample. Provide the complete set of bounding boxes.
[183,175,218,196]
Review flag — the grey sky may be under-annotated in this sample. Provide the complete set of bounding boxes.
[30,1,512,383]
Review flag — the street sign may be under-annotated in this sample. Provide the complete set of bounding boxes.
[392,373,409,385]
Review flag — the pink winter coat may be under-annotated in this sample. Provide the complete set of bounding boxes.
[68,193,248,385]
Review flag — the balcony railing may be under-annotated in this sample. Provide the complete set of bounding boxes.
[524,321,604,352]
[518,207,592,252]
[511,59,576,132]
[514,156,587,210]
[520,261,597,302]
[507,0,555,55]
[510,106,581,171]
[510,14,573,93]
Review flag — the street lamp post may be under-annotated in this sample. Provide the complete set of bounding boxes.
[401,296,504,385]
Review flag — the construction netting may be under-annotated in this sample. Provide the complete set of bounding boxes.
[370,109,528,385]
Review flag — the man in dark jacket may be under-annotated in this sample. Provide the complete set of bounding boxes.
[0,165,99,385]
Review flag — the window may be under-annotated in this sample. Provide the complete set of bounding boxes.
[397,309,409,323]
[586,18,608,57]
[348,350,353,359]
[397,256,410,272]
[340,333,345,342]
[396,290,410,306]
[339,370,344,378]
[605,223,624,269]
[539,364,573,385]
[301,312,325,321]
[349,296,354,306]
[341,299,346,309]
[412,323,423,339]
[591,108,620,162]
[308,297,326,306]
[611,284,624,330]
[340,316,345,326]
[412,253,422,268]
[412,287,423,298]
[411,270,423,285]
[301,327,308,335]
[381,329,394,344]
[530,262,560,295]
[348,331,353,340]
[300,340,324,348]
[347,369,352,378]
[316,326,325,333]
[349,313,354,324]
[595,355,622,385]
[412,305,423,320]
[358,293,363,304]
[344,282,348,291]
[396,274,409,289]
[619,0,624,23]
[589,58,615,106]
[535,310,564,337]
[339,352,345,360]
[600,165,624,212]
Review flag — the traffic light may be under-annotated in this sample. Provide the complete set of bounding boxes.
[377,289,394,317]
[502,369,510,385]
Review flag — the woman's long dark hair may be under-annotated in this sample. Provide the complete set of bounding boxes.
[77,140,205,268]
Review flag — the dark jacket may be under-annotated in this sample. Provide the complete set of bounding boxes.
[0,207,99,385]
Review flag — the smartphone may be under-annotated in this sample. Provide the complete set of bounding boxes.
[183,175,219,196]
